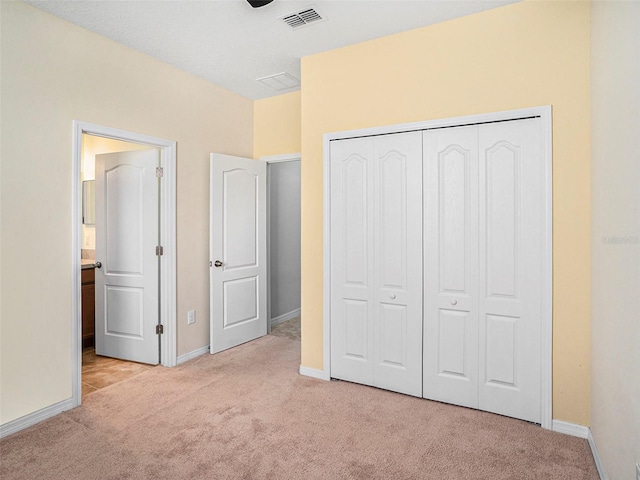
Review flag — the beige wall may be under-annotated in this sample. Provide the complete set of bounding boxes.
[253,91,301,158]
[590,1,640,478]
[300,0,592,425]
[0,2,253,424]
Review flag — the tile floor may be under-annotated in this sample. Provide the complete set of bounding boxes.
[82,316,301,397]
[82,349,156,397]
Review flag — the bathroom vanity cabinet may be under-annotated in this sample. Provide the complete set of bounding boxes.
[81,266,95,349]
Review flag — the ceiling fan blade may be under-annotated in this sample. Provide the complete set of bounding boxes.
[247,0,274,8]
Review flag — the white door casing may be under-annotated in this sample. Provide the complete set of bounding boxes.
[70,121,176,415]
[95,149,160,365]
[210,153,267,354]
[330,132,423,397]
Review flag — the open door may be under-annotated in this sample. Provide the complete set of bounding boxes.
[95,149,160,365]
[210,153,267,354]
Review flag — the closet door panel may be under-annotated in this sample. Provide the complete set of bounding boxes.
[330,138,375,386]
[373,132,423,397]
[438,309,469,376]
[379,303,407,366]
[423,126,479,408]
[344,299,369,359]
[478,119,542,423]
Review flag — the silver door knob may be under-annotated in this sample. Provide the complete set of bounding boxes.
[214,260,223,268]
[450,299,457,305]
[390,294,396,299]
[94,261,102,269]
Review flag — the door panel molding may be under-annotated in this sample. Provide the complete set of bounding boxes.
[320,106,553,429]
[72,121,177,410]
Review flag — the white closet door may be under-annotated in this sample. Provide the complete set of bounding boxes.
[423,118,543,424]
[330,137,375,386]
[330,132,422,396]
[373,132,423,397]
[423,126,479,407]
[478,119,542,423]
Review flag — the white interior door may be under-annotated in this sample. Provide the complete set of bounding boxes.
[423,118,543,423]
[330,137,375,386]
[330,132,423,397]
[95,149,160,365]
[423,125,480,408]
[478,119,542,423]
[210,153,267,354]
[372,133,423,396]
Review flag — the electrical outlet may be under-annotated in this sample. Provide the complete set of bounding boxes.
[187,310,196,325]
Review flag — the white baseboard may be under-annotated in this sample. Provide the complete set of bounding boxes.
[553,420,606,480]
[0,397,75,439]
[176,345,210,365]
[587,429,608,480]
[299,365,330,381]
[270,308,301,327]
[552,419,589,439]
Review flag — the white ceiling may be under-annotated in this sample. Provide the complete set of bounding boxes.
[24,0,518,100]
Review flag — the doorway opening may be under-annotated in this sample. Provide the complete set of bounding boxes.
[72,121,177,408]
[208,152,301,356]
[80,135,159,396]
[265,154,301,342]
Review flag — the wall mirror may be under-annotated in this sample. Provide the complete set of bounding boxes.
[82,180,95,225]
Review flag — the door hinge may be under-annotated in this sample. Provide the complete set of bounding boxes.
[156,246,164,256]
[156,167,163,177]
[156,324,164,335]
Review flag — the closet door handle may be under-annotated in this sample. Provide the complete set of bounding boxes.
[214,260,223,268]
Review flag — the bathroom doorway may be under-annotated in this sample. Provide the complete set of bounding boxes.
[72,121,177,407]
[80,135,157,395]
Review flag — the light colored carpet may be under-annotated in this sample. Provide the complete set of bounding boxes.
[0,334,597,479]
[270,316,301,340]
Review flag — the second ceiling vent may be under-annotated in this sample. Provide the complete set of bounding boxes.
[280,7,326,29]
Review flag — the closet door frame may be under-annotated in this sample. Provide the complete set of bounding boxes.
[321,106,553,430]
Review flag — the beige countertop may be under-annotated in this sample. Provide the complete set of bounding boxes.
[81,259,96,269]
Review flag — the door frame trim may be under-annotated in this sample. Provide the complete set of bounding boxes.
[320,106,553,429]
[261,153,301,164]
[71,121,178,408]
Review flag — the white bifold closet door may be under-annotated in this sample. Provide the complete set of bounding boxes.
[330,132,423,397]
[423,118,543,423]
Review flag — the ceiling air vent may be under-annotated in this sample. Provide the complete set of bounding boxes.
[280,7,326,30]
[257,72,301,91]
